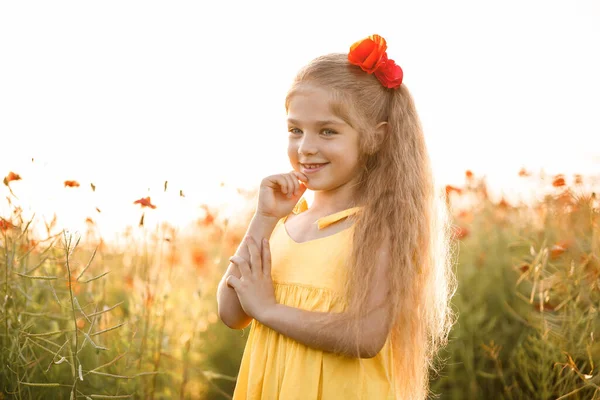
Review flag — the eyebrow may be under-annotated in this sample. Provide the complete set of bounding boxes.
[287,118,345,127]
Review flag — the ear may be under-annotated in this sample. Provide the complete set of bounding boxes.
[373,121,388,150]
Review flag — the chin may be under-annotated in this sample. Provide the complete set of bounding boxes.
[303,181,330,192]
[303,181,318,191]
[303,181,315,191]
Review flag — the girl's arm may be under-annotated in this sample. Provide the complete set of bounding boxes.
[258,239,393,359]
[217,213,280,329]
[260,300,391,359]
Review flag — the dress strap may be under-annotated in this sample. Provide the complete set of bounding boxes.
[316,207,361,230]
[285,197,362,230]
[282,198,309,223]
[292,197,309,214]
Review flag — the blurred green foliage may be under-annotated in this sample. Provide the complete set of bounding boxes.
[1,172,598,399]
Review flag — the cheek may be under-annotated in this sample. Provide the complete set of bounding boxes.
[333,143,362,171]
[287,143,298,161]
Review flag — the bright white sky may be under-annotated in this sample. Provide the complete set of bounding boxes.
[1,0,599,239]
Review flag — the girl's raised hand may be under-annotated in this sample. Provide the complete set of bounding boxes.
[226,237,276,322]
[256,171,309,220]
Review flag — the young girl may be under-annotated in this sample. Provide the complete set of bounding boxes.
[217,34,457,400]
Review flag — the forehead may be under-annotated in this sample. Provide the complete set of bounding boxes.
[286,86,347,124]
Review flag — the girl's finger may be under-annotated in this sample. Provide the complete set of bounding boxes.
[265,175,286,194]
[246,237,262,276]
[226,275,241,290]
[262,238,272,277]
[229,255,251,277]
[292,171,309,183]
[272,175,287,194]
[274,175,288,195]
[284,174,296,197]
[289,173,301,196]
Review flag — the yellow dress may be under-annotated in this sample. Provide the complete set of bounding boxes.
[232,198,395,400]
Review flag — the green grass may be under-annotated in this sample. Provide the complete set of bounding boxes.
[1,171,599,399]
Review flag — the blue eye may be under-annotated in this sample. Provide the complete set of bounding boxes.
[288,127,337,136]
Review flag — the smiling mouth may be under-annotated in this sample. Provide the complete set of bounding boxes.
[300,163,329,174]
[301,163,328,169]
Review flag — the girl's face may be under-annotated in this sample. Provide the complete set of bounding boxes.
[287,86,363,192]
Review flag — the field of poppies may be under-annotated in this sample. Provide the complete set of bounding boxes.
[1,169,599,399]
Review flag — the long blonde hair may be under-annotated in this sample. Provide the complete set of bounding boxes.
[285,54,458,400]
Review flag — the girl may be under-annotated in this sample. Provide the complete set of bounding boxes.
[217,34,457,400]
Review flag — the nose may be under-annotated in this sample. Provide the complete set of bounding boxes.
[298,133,318,156]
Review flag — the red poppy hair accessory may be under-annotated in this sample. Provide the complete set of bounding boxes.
[347,34,403,89]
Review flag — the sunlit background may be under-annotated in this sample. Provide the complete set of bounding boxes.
[1,0,599,244]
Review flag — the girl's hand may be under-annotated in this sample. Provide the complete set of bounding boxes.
[226,236,276,322]
[256,171,309,220]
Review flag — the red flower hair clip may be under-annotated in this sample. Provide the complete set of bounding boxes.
[347,34,403,89]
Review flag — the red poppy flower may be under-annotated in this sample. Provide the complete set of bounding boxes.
[3,171,21,186]
[498,197,510,209]
[533,302,556,312]
[348,34,387,73]
[133,197,156,209]
[145,290,154,307]
[373,53,403,89]
[0,218,15,232]
[550,239,572,259]
[519,263,529,272]
[552,175,566,187]
[445,185,463,197]
[66,277,81,295]
[518,168,530,177]
[348,34,403,89]
[64,180,80,188]
[203,212,215,226]
[124,274,134,289]
[19,239,38,253]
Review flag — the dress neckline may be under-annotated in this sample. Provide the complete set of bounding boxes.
[282,198,362,244]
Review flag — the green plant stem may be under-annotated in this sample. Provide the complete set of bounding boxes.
[3,232,10,368]
[179,330,195,399]
[64,233,79,398]
[150,302,167,400]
